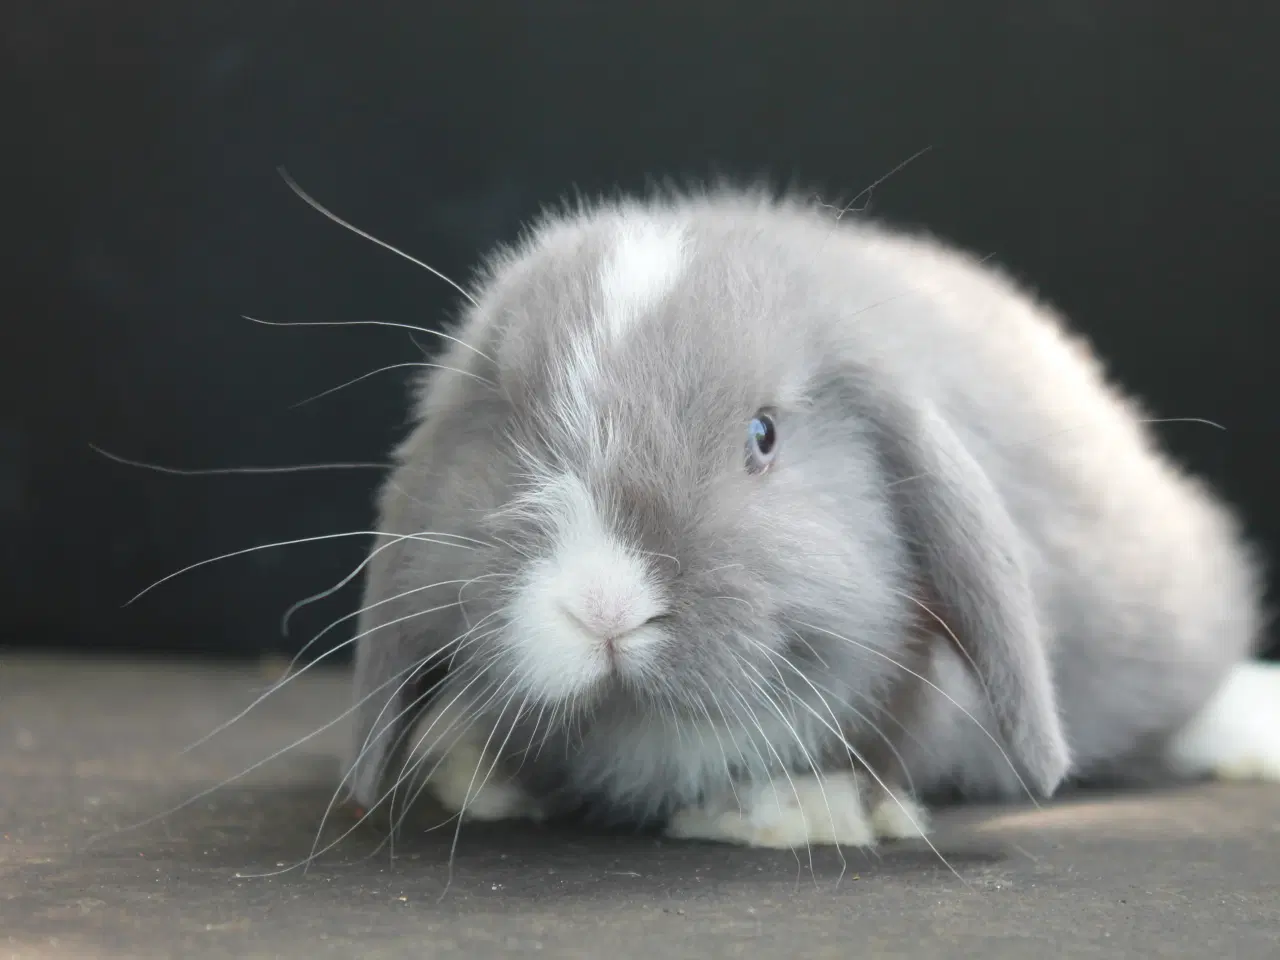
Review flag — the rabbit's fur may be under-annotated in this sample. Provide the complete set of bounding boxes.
[344,188,1275,849]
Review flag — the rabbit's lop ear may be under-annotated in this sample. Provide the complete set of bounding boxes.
[879,398,1072,797]
[346,623,439,814]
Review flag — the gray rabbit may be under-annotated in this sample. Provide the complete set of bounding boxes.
[342,187,1278,849]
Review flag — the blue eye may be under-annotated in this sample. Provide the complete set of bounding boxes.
[746,410,778,473]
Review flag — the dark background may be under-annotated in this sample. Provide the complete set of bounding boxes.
[4,2,1277,664]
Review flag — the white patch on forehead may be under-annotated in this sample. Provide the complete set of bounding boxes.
[554,215,688,452]
[598,217,688,342]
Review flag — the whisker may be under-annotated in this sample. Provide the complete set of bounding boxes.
[124,530,477,607]
[255,647,502,877]
[752,637,920,800]
[386,662,519,837]
[837,729,961,884]
[848,293,910,320]
[695,562,744,579]
[815,683,920,799]
[343,654,508,866]
[286,577,476,671]
[733,659,843,881]
[83,635,449,850]
[290,361,495,409]
[742,643,960,883]
[280,532,498,638]
[690,676,744,810]
[178,587,480,757]
[719,683,770,785]
[889,588,991,706]
[395,667,514,815]
[791,618,1042,810]
[90,443,386,476]
[721,673,815,877]
[470,532,534,563]
[529,694,566,764]
[509,697,552,772]
[347,614,506,783]
[348,665,512,864]
[368,663,518,864]
[276,167,480,310]
[343,661,509,872]
[440,690,531,901]
[244,314,494,367]
[309,655,475,861]
[724,695,814,893]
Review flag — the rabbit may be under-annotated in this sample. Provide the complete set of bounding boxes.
[340,185,1278,850]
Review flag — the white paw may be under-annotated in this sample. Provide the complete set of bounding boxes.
[423,741,544,822]
[869,793,932,839]
[665,772,876,849]
[1166,661,1280,783]
[407,704,543,823]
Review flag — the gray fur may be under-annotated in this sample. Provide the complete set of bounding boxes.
[345,186,1264,823]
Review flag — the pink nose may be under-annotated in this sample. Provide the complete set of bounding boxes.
[560,601,653,643]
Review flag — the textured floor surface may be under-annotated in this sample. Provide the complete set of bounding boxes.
[1,654,1277,959]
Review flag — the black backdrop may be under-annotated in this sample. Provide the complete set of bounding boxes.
[5,2,1278,662]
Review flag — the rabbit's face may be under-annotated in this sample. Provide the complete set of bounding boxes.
[429,202,914,732]
[349,191,1075,814]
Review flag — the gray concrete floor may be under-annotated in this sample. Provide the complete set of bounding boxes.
[1,654,1277,959]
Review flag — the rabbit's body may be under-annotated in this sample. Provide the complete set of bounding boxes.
[808,224,1263,797]
[346,189,1275,849]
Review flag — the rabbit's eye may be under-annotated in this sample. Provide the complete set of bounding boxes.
[746,410,778,473]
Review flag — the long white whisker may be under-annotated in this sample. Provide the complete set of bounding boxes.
[844,736,960,883]
[372,659,517,861]
[718,682,770,789]
[440,690,531,901]
[255,649,502,877]
[690,675,743,811]
[390,663,519,835]
[291,361,494,409]
[530,694,566,764]
[734,657,845,880]
[276,167,481,309]
[90,443,386,476]
[352,659,510,867]
[337,658,508,873]
[124,530,477,606]
[889,588,992,707]
[745,643,960,882]
[84,637,444,850]
[793,619,1042,810]
[244,314,494,366]
[721,685,812,890]
[331,650,506,866]
[758,635,918,797]
[284,570,501,673]
[348,613,505,778]
[280,533,498,637]
[509,696,549,768]
[179,588,479,757]
[345,647,488,820]
[784,627,832,672]
[721,674,814,876]
[301,655,476,872]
